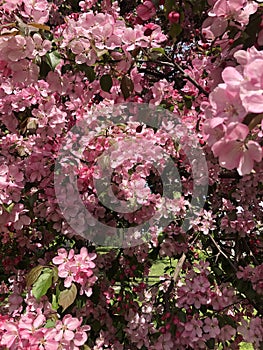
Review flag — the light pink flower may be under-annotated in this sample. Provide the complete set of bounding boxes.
[54,315,82,342]
[22,0,50,23]
[0,322,19,349]
[203,317,220,338]
[137,1,156,21]
[212,137,262,175]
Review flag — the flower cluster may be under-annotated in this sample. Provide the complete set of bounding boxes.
[53,247,97,296]
[237,264,263,295]
[203,47,263,175]
[202,0,258,39]
[0,311,89,350]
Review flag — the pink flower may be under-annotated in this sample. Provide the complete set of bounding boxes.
[10,59,39,84]
[212,137,262,175]
[168,11,180,24]
[211,0,257,25]
[182,319,203,341]
[73,327,90,346]
[32,34,51,56]
[22,0,50,23]
[237,318,263,348]
[0,322,19,349]
[202,117,226,146]
[137,1,156,21]
[0,165,9,187]
[0,35,35,62]
[202,16,228,39]
[2,0,22,12]
[240,59,263,113]
[31,328,59,350]
[208,83,246,122]
[203,0,257,39]
[54,315,83,342]
[52,248,74,265]
[19,313,46,340]
[130,68,143,93]
[74,247,96,270]
[203,317,220,338]
[52,248,97,290]
[219,325,236,341]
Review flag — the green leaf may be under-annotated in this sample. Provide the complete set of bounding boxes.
[178,102,184,110]
[185,99,192,109]
[45,50,61,70]
[45,319,56,328]
[149,47,165,59]
[151,48,165,53]
[100,74,113,92]
[51,294,59,311]
[3,203,14,213]
[83,345,91,350]
[120,76,134,99]
[52,267,59,284]
[26,265,44,288]
[32,268,53,300]
[58,283,77,312]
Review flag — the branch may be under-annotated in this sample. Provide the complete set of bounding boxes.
[137,68,166,79]
[172,233,199,284]
[171,61,209,97]
[173,253,186,283]
[218,171,242,179]
[136,59,209,96]
[208,233,237,271]
[248,113,263,131]
[242,238,260,265]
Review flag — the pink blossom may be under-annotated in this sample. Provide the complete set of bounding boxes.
[203,317,220,338]
[212,136,262,175]
[19,312,46,340]
[0,35,35,62]
[211,0,257,25]
[32,34,51,56]
[22,0,50,23]
[31,328,59,349]
[137,1,156,21]
[237,318,263,348]
[10,60,40,84]
[2,0,22,12]
[0,322,19,349]
[55,315,82,342]
[219,325,236,341]
[208,84,247,122]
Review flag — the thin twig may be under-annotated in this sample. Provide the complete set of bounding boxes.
[136,59,209,96]
[208,233,237,271]
[242,238,260,265]
[171,61,209,97]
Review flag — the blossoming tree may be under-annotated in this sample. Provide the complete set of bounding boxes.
[0,0,263,349]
